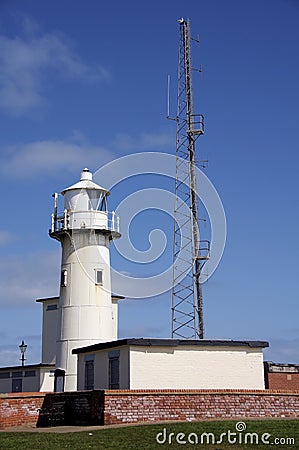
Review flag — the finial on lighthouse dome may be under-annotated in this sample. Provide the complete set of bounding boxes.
[80,167,92,181]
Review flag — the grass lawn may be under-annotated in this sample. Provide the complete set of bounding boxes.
[0,419,298,450]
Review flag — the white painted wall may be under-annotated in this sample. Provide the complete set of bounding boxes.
[39,367,55,392]
[76,343,265,391]
[56,233,117,391]
[41,299,58,364]
[129,345,265,390]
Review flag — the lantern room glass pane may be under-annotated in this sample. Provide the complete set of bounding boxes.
[88,191,108,211]
[88,191,102,210]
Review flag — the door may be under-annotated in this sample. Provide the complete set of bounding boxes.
[12,378,22,393]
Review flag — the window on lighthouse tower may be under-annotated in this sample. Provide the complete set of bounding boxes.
[60,269,67,287]
[95,270,103,286]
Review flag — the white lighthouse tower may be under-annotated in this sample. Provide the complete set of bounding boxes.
[50,168,121,391]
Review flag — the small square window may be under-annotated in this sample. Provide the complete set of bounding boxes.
[61,270,67,287]
[95,270,103,285]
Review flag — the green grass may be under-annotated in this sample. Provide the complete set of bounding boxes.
[0,420,298,450]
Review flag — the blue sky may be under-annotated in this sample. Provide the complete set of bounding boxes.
[0,0,298,366]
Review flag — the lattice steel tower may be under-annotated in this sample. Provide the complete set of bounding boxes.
[171,18,209,339]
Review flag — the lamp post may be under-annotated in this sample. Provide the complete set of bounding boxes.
[19,340,27,367]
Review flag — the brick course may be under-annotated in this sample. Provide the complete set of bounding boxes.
[0,392,45,428]
[0,389,298,429]
[103,390,299,425]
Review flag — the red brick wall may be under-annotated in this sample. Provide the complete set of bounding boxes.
[267,373,299,391]
[0,392,45,429]
[103,390,299,425]
[0,390,298,429]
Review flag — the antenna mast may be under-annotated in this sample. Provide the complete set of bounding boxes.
[172,18,209,339]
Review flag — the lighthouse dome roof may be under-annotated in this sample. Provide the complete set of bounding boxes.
[61,168,110,196]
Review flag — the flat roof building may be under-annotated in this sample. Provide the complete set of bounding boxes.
[264,361,299,390]
[73,338,269,391]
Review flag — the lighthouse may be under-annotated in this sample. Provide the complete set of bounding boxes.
[50,168,121,391]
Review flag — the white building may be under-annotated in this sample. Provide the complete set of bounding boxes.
[73,338,268,390]
[0,364,55,393]
[0,296,58,393]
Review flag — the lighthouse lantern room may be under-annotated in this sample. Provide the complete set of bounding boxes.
[50,168,121,392]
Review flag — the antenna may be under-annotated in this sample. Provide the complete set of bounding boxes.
[171,18,209,340]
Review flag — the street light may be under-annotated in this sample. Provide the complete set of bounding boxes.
[19,340,27,367]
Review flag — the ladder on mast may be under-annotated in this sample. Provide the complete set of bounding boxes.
[171,18,209,340]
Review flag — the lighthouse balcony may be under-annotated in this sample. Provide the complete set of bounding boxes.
[51,210,120,234]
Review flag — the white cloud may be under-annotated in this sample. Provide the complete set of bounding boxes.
[0,138,114,178]
[0,19,109,115]
[0,129,172,179]
[20,14,41,36]
[0,249,60,306]
[0,230,15,246]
